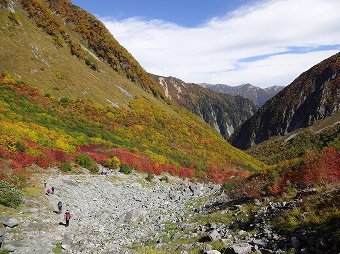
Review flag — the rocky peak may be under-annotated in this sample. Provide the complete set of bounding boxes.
[230,52,340,149]
[203,83,284,107]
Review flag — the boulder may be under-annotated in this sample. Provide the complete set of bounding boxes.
[228,243,252,254]
[238,230,248,236]
[123,209,143,223]
[202,244,213,252]
[3,218,19,228]
[0,227,5,237]
[252,239,266,247]
[205,251,221,254]
[172,232,181,240]
[208,230,221,241]
[4,244,16,252]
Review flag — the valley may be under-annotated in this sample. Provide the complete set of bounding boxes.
[0,0,339,254]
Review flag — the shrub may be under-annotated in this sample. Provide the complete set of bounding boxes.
[60,162,72,172]
[75,153,96,173]
[119,164,132,174]
[145,173,154,182]
[0,180,23,208]
[160,175,169,183]
[102,156,121,169]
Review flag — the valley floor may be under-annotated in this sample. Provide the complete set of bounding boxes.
[1,169,219,254]
[1,169,339,254]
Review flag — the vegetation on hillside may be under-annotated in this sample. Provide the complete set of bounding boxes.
[0,75,263,194]
[248,120,340,165]
[18,0,164,99]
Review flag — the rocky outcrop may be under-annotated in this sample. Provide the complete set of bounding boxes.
[231,52,340,149]
[152,75,256,139]
[202,83,284,107]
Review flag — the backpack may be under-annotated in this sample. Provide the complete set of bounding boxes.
[65,212,71,220]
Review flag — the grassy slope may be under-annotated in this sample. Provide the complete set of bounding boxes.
[0,7,141,106]
[0,74,264,173]
[248,111,340,165]
[0,2,264,173]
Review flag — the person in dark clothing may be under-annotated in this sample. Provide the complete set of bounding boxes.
[51,186,55,194]
[44,181,47,188]
[57,201,62,214]
[65,210,71,227]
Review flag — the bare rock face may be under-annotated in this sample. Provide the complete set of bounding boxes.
[204,83,284,107]
[231,52,340,149]
[152,75,256,139]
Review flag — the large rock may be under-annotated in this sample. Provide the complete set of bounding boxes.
[0,227,5,246]
[2,218,19,228]
[228,243,252,254]
[4,244,16,252]
[208,230,221,241]
[122,209,143,223]
[205,251,221,254]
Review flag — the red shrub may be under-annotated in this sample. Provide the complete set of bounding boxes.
[77,144,108,154]
[178,167,195,179]
[160,164,178,176]
[36,156,50,168]
[12,152,35,168]
[300,147,340,186]
[87,152,111,164]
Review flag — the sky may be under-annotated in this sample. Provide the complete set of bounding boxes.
[72,0,340,87]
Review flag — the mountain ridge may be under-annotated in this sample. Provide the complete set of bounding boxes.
[201,83,284,106]
[152,74,257,139]
[230,52,340,149]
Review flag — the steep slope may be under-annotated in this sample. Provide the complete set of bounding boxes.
[202,83,284,106]
[230,52,340,149]
[152,75,256,139]
[0,75,263,176]
[0,0,163,106]
[0,0,266,177]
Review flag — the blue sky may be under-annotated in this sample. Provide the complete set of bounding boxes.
[72,0,254,27]
[72,0,340,87]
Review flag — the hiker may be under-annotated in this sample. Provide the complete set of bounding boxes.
[57,201,62,214]
[65,210,71,227]
[51,186,55,194]
[46,188,51,195]
[44,181,47,188]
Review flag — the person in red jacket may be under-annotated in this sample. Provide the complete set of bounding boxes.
[65,210,71,227]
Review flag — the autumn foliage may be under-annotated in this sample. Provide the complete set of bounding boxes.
[228,147,340,199]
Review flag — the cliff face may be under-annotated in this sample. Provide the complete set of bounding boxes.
[153,75,256,139]
[230,52,340,149]
[204,83,284,107]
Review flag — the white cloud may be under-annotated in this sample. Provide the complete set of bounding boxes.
[101,0,340,87]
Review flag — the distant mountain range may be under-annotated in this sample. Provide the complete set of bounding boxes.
[151,75,256,139]
[201,83,284,107]
[230,52,340,149]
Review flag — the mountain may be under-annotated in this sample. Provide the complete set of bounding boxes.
[0,0,264,175]
[201,83,284,106]
[230,52,340,149]
[248,111,340,165]
[0,0,164,106]
[152,75,257,139]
